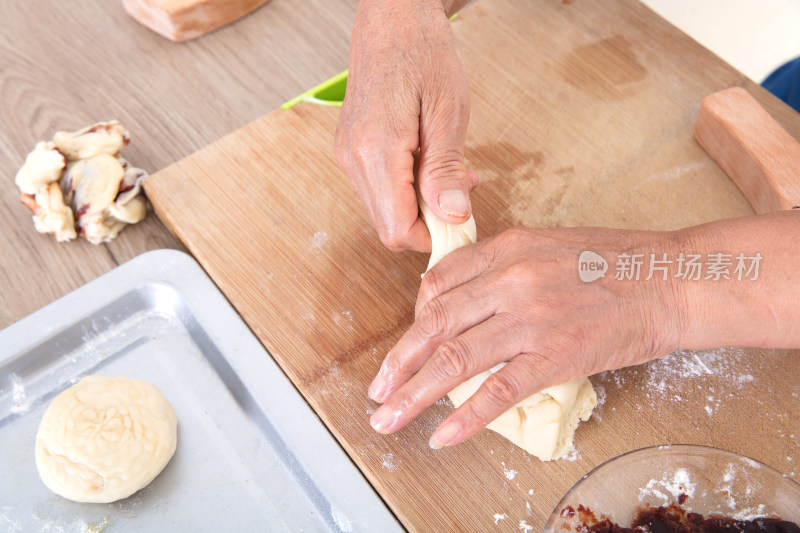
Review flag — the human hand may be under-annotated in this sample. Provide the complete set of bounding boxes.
[366,226,686,448]
[335,0,475,252]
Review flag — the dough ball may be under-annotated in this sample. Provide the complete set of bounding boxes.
[35,375,177,503]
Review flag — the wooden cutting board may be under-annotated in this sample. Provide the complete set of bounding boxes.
[144,0,800,529]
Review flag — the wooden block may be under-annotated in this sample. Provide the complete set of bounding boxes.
[694,86,800,213]
[122,0,271,42]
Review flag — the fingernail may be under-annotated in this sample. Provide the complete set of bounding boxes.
[370,405,399,433]
[429,422,461,449]
[368,375,386,402]
[438,190,470,217]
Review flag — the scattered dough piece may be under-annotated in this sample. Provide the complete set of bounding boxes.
[419,199,597,461]
[14,141,66,195]
[15,121,148,244]
[35,376,178,503]
[53,121,130,160]
[22,182,77,242]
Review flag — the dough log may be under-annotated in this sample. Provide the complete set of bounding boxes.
[419,200,597,461]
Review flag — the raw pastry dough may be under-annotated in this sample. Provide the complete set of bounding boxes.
[35,375,178,503]
[15,121,148,244]
[419,200,597,461]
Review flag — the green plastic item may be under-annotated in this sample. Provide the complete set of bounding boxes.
[281,70,348,110]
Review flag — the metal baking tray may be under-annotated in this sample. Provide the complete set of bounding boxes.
[0,249,402,532]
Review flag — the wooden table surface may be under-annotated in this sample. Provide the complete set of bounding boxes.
[0,0,357,328]
[3,0,800,531]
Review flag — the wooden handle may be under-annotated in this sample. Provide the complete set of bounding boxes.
[694,86,800,213]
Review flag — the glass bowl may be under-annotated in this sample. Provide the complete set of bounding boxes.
[544,444,800,531]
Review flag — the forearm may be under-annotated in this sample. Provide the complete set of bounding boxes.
[672,211,800,350]
[360,0,470,18]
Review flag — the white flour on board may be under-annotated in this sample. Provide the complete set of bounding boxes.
[501,462,518,480]
[381,453,399,472]
[562,447,581,462]
[596,347,762,417]
[493,513,507,525]
[311,231,329,249]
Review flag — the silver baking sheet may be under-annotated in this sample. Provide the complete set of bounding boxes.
[0,250,402,533]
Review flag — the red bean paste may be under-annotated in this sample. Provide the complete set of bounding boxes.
[560,500,800,533]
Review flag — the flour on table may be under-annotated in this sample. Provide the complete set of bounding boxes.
[381,453,399,472]
[311,231,328,249]
[493,513,507,524]
[501,462,517,480]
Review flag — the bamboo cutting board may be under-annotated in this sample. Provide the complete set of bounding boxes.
[144,0,800,530]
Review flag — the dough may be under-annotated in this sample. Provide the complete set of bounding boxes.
[35,375,178,503]
[15,121,148,244]
[419,200,597,461]
[419,198,477,272]
[447,365,597,461]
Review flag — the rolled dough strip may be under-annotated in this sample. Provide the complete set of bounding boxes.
[419,200,597,461]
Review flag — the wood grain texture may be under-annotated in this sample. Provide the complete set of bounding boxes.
[695,87,800,213]
[123,0,271,42]
[0,0,357,329]
[145,0,800,529]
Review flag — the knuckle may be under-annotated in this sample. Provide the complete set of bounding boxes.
[416,297,450,339]
[380,354,407,381]
[420,151,466,180]
[502,261,536,286]
[482,372,524,407]
[419,267,447,303]
[431,339,472,379]
[455,400,491,431]
[335,120,380,170]
[386,389,416,413]
[375,227,408,252]
[352,136,382,171]
[493,227,529,250]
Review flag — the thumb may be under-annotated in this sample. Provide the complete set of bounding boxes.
[418,149,474,225]
[417,87,474,226]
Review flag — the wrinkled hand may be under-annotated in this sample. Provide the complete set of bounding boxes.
[366,227,686,448]
[335,0,475,252]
